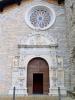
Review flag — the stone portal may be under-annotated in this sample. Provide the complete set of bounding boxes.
[9,34,66,96]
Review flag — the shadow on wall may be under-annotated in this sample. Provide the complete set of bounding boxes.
[0,0,65,12]
[0,0,22,12]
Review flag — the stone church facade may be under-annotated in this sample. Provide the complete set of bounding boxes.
[0,0,75,96]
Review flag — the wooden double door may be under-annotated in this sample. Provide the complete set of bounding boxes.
[27,57,49,95]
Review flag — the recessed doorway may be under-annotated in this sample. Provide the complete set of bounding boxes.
[33,73,43,94]
[27,57,49,95]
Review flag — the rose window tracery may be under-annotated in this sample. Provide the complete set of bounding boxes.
[30,8,51,28]
[25,5,56,30]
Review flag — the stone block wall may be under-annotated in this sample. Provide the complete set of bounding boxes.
[65,0,75,90]
[0,0,71,94]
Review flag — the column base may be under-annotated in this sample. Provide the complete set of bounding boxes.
[9,88,28,96]
[49,87,66,96]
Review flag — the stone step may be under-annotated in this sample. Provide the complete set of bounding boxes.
[0,95,58,100]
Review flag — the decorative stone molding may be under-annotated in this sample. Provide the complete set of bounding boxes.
[18,33,57,46]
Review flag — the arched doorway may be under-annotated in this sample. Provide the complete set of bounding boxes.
[27,57,49,95]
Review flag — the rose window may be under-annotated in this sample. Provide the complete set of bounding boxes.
[30,9,51,28]
[25,5,56,30]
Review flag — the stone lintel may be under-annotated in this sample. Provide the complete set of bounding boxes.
[18,44,58,48]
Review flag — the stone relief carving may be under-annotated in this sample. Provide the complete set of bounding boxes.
[52,70,57,87]
[18,33,57,46]
[13,56,19,67]
[57,56,63,68]
[12,65,25,90]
